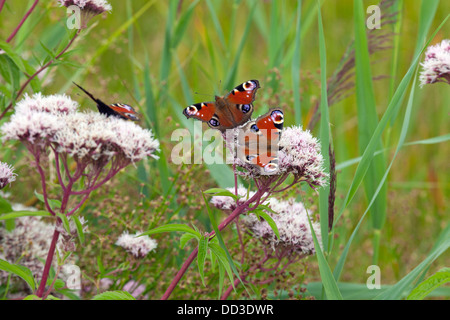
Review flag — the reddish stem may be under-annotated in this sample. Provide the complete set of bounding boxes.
[34,153,56,216]
[0,0,6,14]
[35,228,60,298]
[6,0,39,43]
[161,185,270,300]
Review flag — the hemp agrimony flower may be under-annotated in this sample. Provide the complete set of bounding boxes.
[0,162,17,189]
[116,231,158,258]
[420,39,450,87]
[241,198,322,255]
[58,0,112,29]
[0,93,159,297]
[0,216,55,284]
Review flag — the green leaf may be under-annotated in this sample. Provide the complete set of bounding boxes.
[203,188,239,200]
[73,216,85,244]
[0,210,51,220]
[374,224,450,300]
[353,0,387,264]
[197,235,208,286]
[56,213,71,234]
[34,190,61,210]
[0,197,13,214]
[407,268,450,300]
[202,192,249,296]
[291,1,302,124]
[171,0,200,49]
[252,209,279,239]
[91,290,136,300]
[0,259,36,291]
[0,55,20,93]
[179,233,197,249]
[0,197,14,231]
[209,242,234,287]
[23,295,41,300]
[139,223,201,239]
[317,0,331,254]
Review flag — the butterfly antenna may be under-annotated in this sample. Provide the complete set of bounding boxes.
[73,82,98,103]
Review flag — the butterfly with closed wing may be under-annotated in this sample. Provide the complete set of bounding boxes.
[73,82,140,121]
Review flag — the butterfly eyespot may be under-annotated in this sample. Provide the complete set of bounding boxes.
[209,118,220,127]
[250,124,259,132]
[271,110,284,124]
[240,104,252,114]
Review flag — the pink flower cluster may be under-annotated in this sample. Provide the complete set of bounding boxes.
[1,93,159,165]
[420,39,450,87]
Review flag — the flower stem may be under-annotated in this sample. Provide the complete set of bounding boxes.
[0,0,6,14]
[6,0,39,43]
[35,228,60,298]
[161,187,268,300]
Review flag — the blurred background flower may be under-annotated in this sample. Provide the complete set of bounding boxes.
[420,39,450,87]
[0,161,16,189]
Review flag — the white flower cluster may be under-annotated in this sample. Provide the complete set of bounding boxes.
[278,126,328,187]
[1,93,159,164]
[210,187,322,255]
[53,112,160,163]
[420,39,450,87]
[115,231,157,258]
[242,198,322,255]
[209,186,257,211]
[58,0,112,29]
[58,0,112,13]
[0,216,55,283]
[0,161,17,189]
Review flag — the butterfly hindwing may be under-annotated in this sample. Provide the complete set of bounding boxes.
[237,108,284,174]
[109,103,140,121]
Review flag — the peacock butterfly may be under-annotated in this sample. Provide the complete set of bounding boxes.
[183,80,260,132]
[236,108,284,174]
[73,82,139,121]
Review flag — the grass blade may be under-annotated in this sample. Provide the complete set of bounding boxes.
[317,0,330,253]
[374,224,450,300]
[353,0,387,264]
[291,1,302,125]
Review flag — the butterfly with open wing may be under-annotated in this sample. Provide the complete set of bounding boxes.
[73,82,140,121]
[183,80,260,132]
[183,80,284,174]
